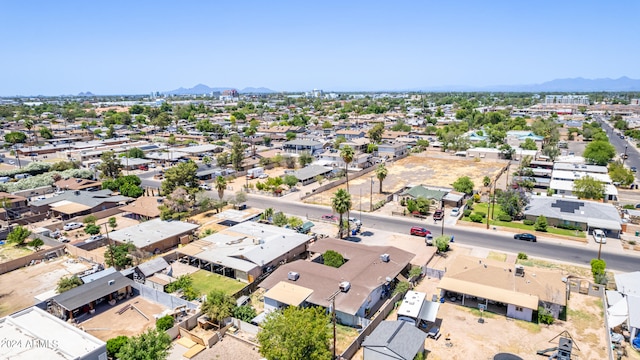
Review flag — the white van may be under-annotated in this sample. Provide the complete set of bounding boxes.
[592,229,606,244]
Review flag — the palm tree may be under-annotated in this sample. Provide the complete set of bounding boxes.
[261,207,274,223]
[214,176,227,200]
[24,119,34,144]
[201,290,235,326]
[331,189,352,239]
[340,145,354,192]
[376,163,388,193]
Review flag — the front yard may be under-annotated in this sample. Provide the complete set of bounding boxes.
[190,269,247,297]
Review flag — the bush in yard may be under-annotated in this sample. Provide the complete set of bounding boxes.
[473,193,481,203]
[538,306,555,325]
[233,305,257,322]
[469,213,483,223]
[463,209,472,217]
[629,240,637,246]
[498,214,512,222]
[523,219,535,226]
[534,215,548,232]
[590,258,607,283]
[84,224,101,235]
[155,315,175,331]
[475,211,486,218]
[393,281,411,296]
[106,336,129,359]
[517,252,528,260]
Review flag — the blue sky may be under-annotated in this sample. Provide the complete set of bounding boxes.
[2,0,639,95]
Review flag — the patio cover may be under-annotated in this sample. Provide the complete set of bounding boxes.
[607,297,628,328]
[418,301,440,323]
[51,202,91,215]
[439,277,538,310]
[264,281,313,307]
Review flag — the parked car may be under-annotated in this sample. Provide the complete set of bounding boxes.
[631,166,637,173]
[86,234,105,242]
[592,229,606,244]
[63,222,83,231]
[58,236,70,243]
[149,163,157,168]
[321,214,338,222]
[258,173,269,179]
[514,233,537,242]
[199,184,211,190]
[433,209,444,220]
[348,217,362,227]
[8,160,15,165]
[50,229,61,239]
[450,207,460,217]
[410,226,431,237]
[138,164,149,171]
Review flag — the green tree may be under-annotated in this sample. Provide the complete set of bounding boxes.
[340,145,354,192]
[161,161,199,196]
[452,176,474,195]
[323,250,344,268]
[375,163,388,193]
[534,215,548,232]
[56,275,83,293]
[285,131,296,141]
[298,151,314,167]
[155,315,175,331]
[108,217,118,229]
[83,215,97,225]
[331,189,352,239]
[105,243,135,270]
[520,138,538,150]
[39,126,53,139]
[590,258,607,284]
[98,151,123,179]
[233,305,257,322]
[283,174,298,190]
[496,189,529,218]
[258,306,331,360]
[435,235,450,252]
[482,176,491,187]
[127,147,145,158]
[84,224,101,235]
[106,336,129,359]
[29,237,44,251]
[573,176,605,200]
[7,225,31,246]
[117,328,171,360]
[368,123,385,143]
[215,175,227,199]
[4,131,27,144]
[609,162,635,186]
[201,290,235,325]
[583,140,616,166]
[230,135,245,171]
[202,156,212,167]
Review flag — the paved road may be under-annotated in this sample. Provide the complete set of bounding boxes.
[245,195,640,272]
[598,116,640,181]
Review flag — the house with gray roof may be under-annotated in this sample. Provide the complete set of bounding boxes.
[283,139,324,155]
[108,218,199,255]
[291,165,333,185]
[134,257,170,283]
[362,320,428,360]
[523,196,622,237]
[30,189,132,220]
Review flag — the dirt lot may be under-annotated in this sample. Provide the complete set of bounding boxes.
[0,257,90,316]
[303,154,506,209]
[81,296,167,341]
[168,335,262,360]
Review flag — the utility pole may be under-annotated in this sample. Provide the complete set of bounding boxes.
[328,290,341,360]
[369,175,374,212]
[490,180,497,221]
[440,200,445,236]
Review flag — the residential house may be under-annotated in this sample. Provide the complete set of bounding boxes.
[0,307,106,360]
[549,163,617,202]
[118,196,162,220]
[176,222,312,283]
[0,192,28,221]
[362,321,428,360]
[381,131,410,142]
[259,238,413,327]
[54,178,102,192]
[283,139,324,155]
[30,189,132,220]
[523,196,622,237]
[506,130,544,150]
[133,257,171,285]
[336,129,366,140]
[438,255,567,322]
[377,143,407,159]
[342,137,371,152]
[108,218,199,255]
[290,165,333,185]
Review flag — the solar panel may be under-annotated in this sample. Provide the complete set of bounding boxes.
[551,200,584,213]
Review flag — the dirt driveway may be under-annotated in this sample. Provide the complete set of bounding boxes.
[0,256,90,316]
[304,154,506,209]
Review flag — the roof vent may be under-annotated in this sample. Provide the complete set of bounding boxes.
[339,281,351,292]
[380,254,390,262]
[288,272,299,281]
[108,280,115,286]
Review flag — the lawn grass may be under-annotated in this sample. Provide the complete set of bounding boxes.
[0,242,33,262]
[189,270,247,297]
[487,251,507,262]
[462,202,586,238]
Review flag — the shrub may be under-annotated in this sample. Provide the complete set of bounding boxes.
[534,215,548,232]
[106,336,129,359]
[392,281,411,296]
[233,305,257,322]
[323,250,345,268]
[155,315,175,331]
[473,193,481,203]
[556,223,580,231]
[498,214,512,222]
[628,240,637,246]
[475,211,486,218]
[469,213,483,223]
[523,219,535,226]
[84,224,101,235]
[463,209,472,217]
[538,307,555,325]
[517,252,528,260]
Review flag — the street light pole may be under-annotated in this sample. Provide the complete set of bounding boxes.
[328,290,341,360]
[622,145,628,166]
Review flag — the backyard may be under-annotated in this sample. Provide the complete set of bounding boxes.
[189,269,247,297]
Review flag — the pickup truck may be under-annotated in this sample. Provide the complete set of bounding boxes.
[433,209,444,221]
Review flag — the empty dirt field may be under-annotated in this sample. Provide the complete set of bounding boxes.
[304,154,506,209]
[0,257,90,317]
[81,296,166,341]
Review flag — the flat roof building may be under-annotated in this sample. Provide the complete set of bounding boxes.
[109,218,199,254]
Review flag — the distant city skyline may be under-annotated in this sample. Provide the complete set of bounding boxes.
[2,0,640,96]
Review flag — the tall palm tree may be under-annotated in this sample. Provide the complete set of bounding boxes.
[331,189,352,239]
[215,176,227,200]
[376,163,388,194]
[24,119,34,144]
[340,145,354,192]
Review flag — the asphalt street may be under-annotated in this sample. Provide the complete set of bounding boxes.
[244,195,640,272]
[597,116,640,181]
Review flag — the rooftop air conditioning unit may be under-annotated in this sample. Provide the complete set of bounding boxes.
[287,272,299,281]
[339,281,351,292]
[515,265,525,277]
[108,280,115,286]
[380,254,390,263]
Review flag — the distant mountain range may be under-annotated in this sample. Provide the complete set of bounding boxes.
[163,84,276,95]
[415,77,640,92]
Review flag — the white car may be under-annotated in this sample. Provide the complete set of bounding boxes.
[8,160,15,165]
[258,173,269,179]
[450,207,460,217]
[199,184,211,191]
[63,222,83,231]
[348,217,362,226]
